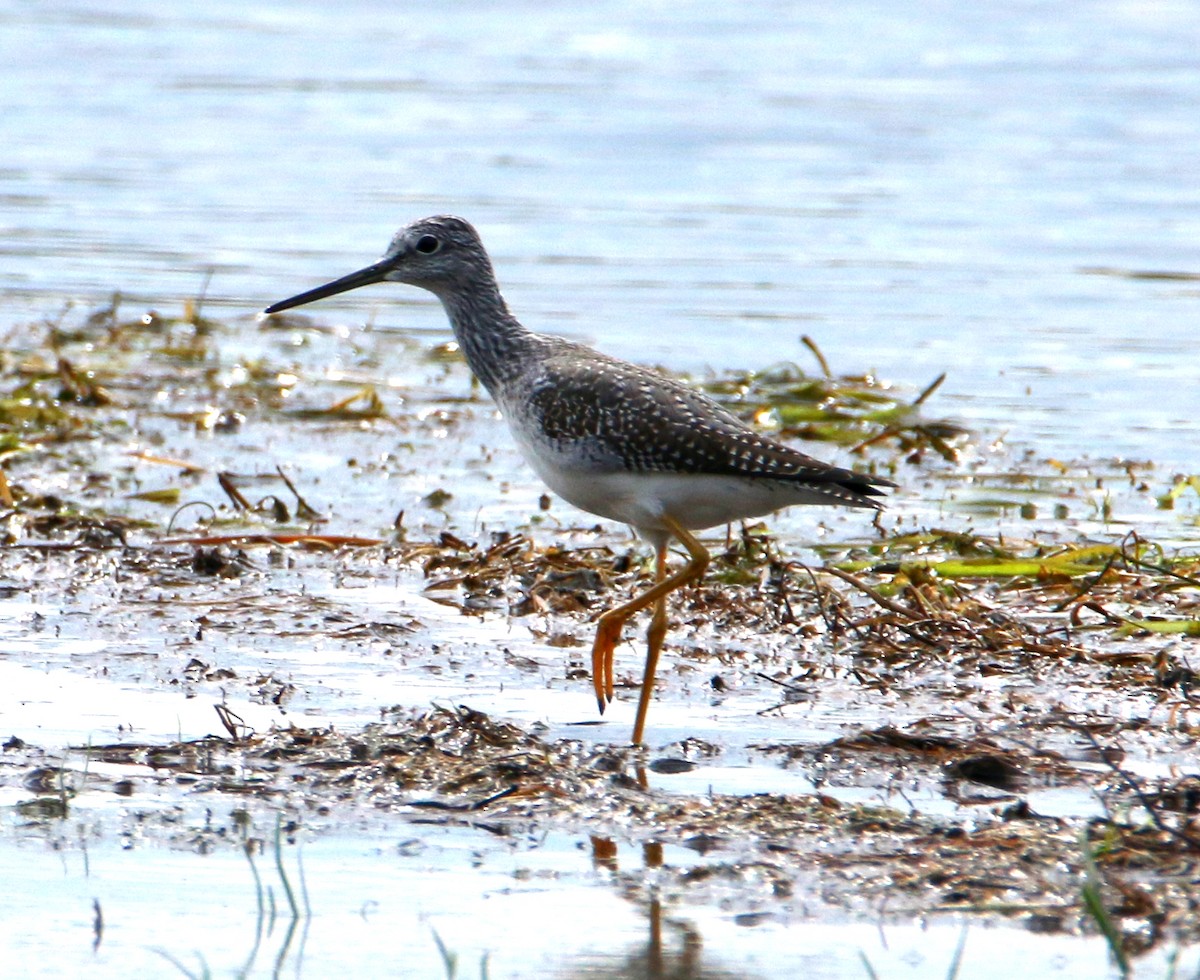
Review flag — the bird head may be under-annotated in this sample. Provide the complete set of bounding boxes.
[262,215,493,314]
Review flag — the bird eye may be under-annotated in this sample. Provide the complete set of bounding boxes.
[415,235,441,254]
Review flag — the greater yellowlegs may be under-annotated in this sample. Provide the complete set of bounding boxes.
[264,215,894,745]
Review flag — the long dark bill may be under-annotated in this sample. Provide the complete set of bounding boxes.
[262,259,393,315]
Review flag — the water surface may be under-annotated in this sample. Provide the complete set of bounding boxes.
[2,2,1199,977]
[4,0,1197,466]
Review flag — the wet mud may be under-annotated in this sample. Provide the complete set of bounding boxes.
[1,301,1198,976]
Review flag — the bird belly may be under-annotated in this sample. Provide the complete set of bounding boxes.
[522,454,834,536]
[507,419,854,538]
[589,472,836,531]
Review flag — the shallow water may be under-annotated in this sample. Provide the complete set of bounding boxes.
[3,2,1200,977]
[0,829,1151,979]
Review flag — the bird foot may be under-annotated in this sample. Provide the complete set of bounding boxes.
[590,618,623,714]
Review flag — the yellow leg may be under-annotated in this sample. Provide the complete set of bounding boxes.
[588,516,710,744]
[631,547,668,747]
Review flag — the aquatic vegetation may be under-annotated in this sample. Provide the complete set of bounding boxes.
[700,355,967,461]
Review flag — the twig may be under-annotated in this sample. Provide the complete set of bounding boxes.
[1068,722,1200,851]
[276,466,324,521]
[912,372,946,408]
[1052,552,1119,612]
[410,784,521,812]
[752,671,809,695]
[128,450,206,474]
[823,565,918,619]
[218,472,253,511]
[800,335,832,379]
[157,533,382,548]
[166,500,217,534]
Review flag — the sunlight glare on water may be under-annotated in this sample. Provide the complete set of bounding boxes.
[2,1,1197,466]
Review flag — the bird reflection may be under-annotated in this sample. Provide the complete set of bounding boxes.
[578,836,764,980]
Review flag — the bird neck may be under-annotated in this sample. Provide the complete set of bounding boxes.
[436,279,534,394]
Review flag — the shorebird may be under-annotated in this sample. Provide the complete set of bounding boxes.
[264,216,894,744]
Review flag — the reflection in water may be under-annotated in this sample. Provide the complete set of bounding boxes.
[586,836,757,980]
[158,823,314,979]
[154,897,308,979]
[591,834,619,873]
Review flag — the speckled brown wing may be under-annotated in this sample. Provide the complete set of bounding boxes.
[523,349,893,507]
